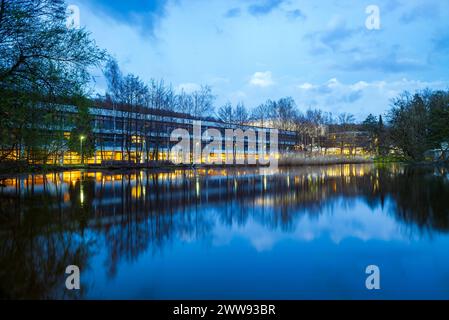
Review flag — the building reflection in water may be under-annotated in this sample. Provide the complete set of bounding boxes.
[0,164,448,299]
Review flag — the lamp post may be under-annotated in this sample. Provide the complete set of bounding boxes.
[80,135,86,165]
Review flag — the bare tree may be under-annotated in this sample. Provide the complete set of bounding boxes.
[103,60,148,163]
[217,102,233,123]
[148,79,175,111]
[337,112,356,155]
[190,85,215,117]
[251,102,274,128]
[103,57,124,161]
[121,74,148,162]
[338,113,355,125]
[175,90,193,114]
[233,102,248,125]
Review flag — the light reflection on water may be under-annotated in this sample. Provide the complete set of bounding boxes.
[1,164,449,299]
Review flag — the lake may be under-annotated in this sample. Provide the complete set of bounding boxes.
[1,164,449,299]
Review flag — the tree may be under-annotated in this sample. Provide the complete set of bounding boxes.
[275,97,297,130]
[338,113,355,125]
[103,59,153,162]
[68,96,95,164]
[175,90,194,115]
[303,109,326,153]
[387,89,449,161]
[0,0,105,164]
[428,90,449,158]
[253,97,298,131]
[121,74,148,162]
[233,102,248,125]
[336,112,357,155]
[190,85,215,117]
[362,114,378,154]
[0,0,105,91]
[217,102,233,123]
[251,102,273,128]
[377,115,389,156]
[388,92,429,161]
[102,57,123,161]
[104,58,123,102]
[173,85,215,117]
[217,102,248,125]
[148,79,175,111]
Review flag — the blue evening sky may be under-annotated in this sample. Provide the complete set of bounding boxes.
[72,0,449,119]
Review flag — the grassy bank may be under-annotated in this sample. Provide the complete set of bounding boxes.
[373,155,406,163]
[278,155,373,166]
[374,155,449,166]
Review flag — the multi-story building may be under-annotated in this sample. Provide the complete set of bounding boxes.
[61,101,299,165]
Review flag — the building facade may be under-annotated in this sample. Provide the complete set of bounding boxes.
[62,102,299,165]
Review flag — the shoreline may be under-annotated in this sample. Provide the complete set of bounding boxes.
[1,158,448,179]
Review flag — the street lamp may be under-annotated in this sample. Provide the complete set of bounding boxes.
[80,135,86,165]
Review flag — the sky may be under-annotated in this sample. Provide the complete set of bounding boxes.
[71,0,449,120]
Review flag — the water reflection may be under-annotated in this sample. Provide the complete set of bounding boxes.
[0,164,449,299]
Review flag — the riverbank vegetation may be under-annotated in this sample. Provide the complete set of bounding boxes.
[388,90,449,162]
[0,0,105,164]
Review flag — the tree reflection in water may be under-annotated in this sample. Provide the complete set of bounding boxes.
[0,164,448,299]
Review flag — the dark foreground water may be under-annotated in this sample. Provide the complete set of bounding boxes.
[1,164,449,300]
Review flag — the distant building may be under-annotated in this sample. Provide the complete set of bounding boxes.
[321,124,371,156]
[425,143,449,161]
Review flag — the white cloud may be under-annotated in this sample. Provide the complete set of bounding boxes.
[349,81,369,91]
[298,82,315,90]
[293,78,449,119]
[250,71,275,87]
[211,199,410,252]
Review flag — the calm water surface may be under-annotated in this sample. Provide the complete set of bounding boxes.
[1,164,449,299]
